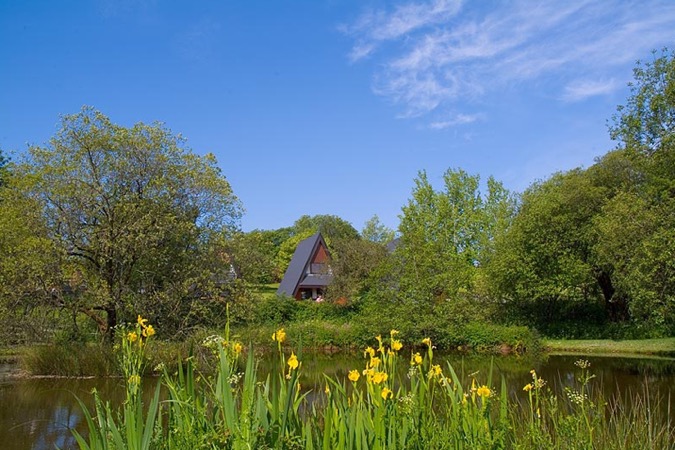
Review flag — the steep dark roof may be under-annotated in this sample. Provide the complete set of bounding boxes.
[277,233,331,297]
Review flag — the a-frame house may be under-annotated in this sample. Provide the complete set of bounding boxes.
[277,233,332,300]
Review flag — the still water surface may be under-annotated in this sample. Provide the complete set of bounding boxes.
[1,353,674,449]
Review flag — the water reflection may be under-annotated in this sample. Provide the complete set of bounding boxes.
[1,354,673,450]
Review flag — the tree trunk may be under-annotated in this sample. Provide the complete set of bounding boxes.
[105,306,117,341]
[595,270,629,321]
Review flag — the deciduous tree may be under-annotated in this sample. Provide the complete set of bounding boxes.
[397,169,515,303]
[13,107,242,338]
[361,215,395,244]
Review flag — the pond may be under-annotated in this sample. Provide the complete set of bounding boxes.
[2,353,674,450]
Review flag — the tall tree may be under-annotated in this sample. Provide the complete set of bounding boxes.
[602,47,675,330]
[490,50,675,333]
[361,215,395,244]
[227,230,277,284]
[15,107,242,338]
[610,48,675,156]
[326,238,388,302]
[488,170,614,317]
[397,169,515,303]
[293,214,359,244]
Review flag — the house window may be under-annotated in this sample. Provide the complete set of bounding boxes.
[311,263,326,274]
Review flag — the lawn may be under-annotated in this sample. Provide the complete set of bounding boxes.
[544,337,675,357]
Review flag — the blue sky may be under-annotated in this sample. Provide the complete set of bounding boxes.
[2,1,675,232]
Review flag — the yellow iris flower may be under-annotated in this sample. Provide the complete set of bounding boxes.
[272,328,286,343]
[371,371,388,384]
[348,370,360,382]
[381,387,393,400]
[477,385,492,398]
[429,364,442,378]
[391,339,403,351]
[287,352,299,370]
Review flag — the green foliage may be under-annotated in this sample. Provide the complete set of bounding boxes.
[7,107,242,338]
[360,214,395,244]
[0,148,8,187]
[72,327,672,450]
[610,48,675,156]
[396,169,515,303]
[488,170,606,311]
[326,238,388,302]
[22,343,118,377]
[293,214,359,243]
[227,230,285,284]
[489,50,675,336]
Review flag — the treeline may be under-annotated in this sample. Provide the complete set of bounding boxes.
[0,50,673,346]
[238,50,675,339]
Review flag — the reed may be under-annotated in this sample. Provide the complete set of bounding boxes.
[69,318,674,449]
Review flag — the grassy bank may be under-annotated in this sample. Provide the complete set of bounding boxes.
[544,338,675,357]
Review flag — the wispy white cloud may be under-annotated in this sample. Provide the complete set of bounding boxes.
[344,0,675,125]
[562,78,621,102]
[340,0,463,61]
[429,113,482,129]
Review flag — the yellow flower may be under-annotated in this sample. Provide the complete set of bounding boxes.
[325,384,330,395]
[137,315,148,328]
[233,342,243,354]
[369,356,381,368]
[411,352,423,365]
[364,346,375,358]
[287,352,299,370]
[523,383,533,392]
[422,337,432,347]
[376,335,384,352]
[381,387,393,400]
[142,324,155,337]
[429,364,442,378]
[371,371,388,384]
[128,374,141,385]
[127,331,138,343]
[390,329,399,337]
[348,370,360,382]
[272,328,286,343]
[391,339,403,351]
[477,385,492,398]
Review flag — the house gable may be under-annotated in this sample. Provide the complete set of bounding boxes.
[277,233,332,299]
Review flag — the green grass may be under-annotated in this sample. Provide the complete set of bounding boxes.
[253,283,280,299]
[544,338,675,356]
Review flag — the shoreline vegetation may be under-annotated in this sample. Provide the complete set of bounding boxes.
[68,318,674,449]
[3,333,674,378]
